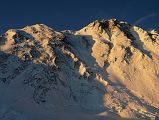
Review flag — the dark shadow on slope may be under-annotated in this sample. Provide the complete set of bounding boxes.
[118,23,152,59]
[0,35,7,46]
[0,50,59,103]
[63,32,115,85]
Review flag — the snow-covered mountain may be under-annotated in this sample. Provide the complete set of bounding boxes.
[0,19,159,120]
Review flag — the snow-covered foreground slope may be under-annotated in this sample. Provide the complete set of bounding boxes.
[0,19,159,120]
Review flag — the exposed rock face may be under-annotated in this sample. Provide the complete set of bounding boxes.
[0,20,159,120]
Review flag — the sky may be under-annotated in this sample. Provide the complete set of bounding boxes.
[0,0,159,34]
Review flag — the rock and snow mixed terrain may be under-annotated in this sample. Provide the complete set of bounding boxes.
[0,19,159,120]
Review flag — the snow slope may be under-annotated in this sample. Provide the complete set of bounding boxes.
[0,19,159,119]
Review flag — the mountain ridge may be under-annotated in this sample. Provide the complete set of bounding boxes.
[0,19,159,120]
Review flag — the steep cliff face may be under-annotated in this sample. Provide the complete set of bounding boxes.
[0,20,159,120]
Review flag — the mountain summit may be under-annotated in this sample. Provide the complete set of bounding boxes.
[0,19,159,120]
